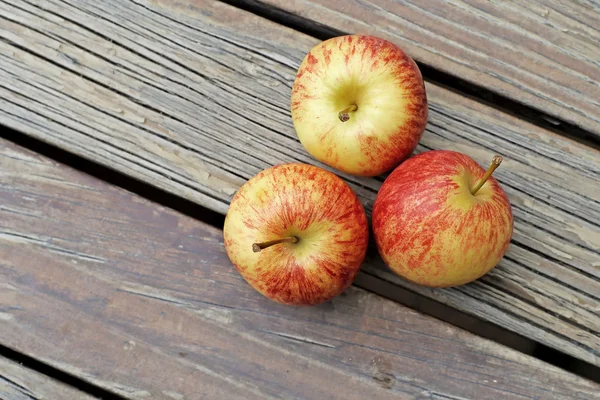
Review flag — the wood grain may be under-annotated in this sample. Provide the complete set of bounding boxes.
[2,139,599,400]
[0,0,599,366]
[237,0,600,138]
[0,357,97,400]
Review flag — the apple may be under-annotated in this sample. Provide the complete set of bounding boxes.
[291,35,428,177]
[223,163,369,305]
[372,150,513,287]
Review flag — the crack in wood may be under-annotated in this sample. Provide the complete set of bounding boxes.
[116,287,191,307]
[266,331,336,349]
[0,231,107,263]
[0,373,37,398]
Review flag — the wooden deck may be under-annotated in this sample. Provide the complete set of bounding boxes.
[1,0,599,398]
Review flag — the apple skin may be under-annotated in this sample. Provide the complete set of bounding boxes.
[223,163,369,305]
[372,150,513,287]
[291,35,428,177]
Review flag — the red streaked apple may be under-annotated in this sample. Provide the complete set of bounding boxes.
[291,34,428,177]
[223,163,369,305]
[372,150,513,287]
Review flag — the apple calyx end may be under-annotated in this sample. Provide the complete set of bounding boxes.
[252,236,299,252]
[470,154,503,195]
[338,104,358,123]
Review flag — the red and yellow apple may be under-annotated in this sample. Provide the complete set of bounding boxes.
[223,163,369,305]
[372,150,513,287]
[291,35,428,177]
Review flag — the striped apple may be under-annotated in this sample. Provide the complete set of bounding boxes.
[223,164,369,305]
[291,35,428,177]
[372,150,513,287]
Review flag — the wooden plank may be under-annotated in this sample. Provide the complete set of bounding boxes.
[0,357,97,400]
[0,0,599,366]
[1,139,599,400]
[235,0,600,138]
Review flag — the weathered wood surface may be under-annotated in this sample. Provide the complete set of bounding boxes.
[2,139,599,400]
[241,0,600,138]
[0,357,97,400]
[0,0,599,366]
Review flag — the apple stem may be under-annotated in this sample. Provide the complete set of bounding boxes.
[338,104,358,122]
[470,155,503,195]
[252,236,299,253]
